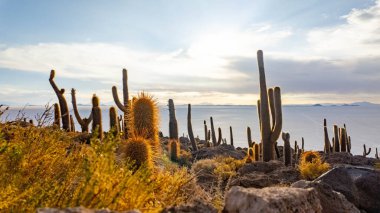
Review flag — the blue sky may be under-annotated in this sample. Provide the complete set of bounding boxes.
[1,0,380,105]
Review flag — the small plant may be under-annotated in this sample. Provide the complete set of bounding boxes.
[121,137,153,170]
[168,139,180,162]
[298,151,330,180]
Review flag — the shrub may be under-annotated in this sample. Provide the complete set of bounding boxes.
[298,151,330,180]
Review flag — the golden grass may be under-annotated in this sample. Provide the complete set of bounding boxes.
[298,151,330,180]
[0,124,195,212]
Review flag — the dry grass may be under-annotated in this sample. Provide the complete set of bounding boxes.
[298,151,330,180]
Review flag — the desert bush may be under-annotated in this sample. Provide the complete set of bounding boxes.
[0,123,195,212]
[298,151,330,180]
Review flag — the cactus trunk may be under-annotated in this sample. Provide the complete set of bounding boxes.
[112,69,129,138]
[91,94,103,139]
[71,88,92,132]
[168,99,179,140]
[49,70,70,131]
[187,104,198,151]
[210,116,217,146]
[282,132,291,166]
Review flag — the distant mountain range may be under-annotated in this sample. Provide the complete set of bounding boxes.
[311,101,379,107]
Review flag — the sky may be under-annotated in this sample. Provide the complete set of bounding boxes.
[0,0,380,106]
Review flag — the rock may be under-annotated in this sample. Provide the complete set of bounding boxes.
[291,180,360,213]
[37,207,140,213]
[229,161,300,188]
[192,144,245,160]
[223,186,322,213]
[316,165,380,212]
[322,152,379,167]
[162,199,217,213]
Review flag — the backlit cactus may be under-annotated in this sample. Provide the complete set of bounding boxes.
[168,139,180,162]
[363,144,371,157]
[210,117,217,146]
[53,103,60,128]
[49,70,71,131]
[323,119,331,153]
[339,128,347,152]
[131,92,159,151]
[254,143,260,161]
[168,99,178,140]
[91,94,103,139]
[333,125,340,152]
[109,106,120,136]
[112,68,130,138]
[282,132,291,166]
[204,120,208,142]
[256,50,283,162]
[376,148,379,160]
[187,104,198,151]
[70,115,75,132]
[71,88,93,132]
[123,137,152,169]
[247,126,253,148]
[230,126,234,147]
[217,127,222,145]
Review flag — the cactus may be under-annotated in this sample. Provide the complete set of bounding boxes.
[282,132,291,166]
[168,99,179,140]
[347,136,352,153]
[323,119,331,153]
[109,106,120,136]
[339,128,347,152]
[301,137,305,153]
[230,126,234,147]
[376,148,379,160]
[91,94,103,139]
[168,139,180,162]
[207,130,211,142]
[112,69,130,138]
[210,117,217,146]
[53,103,61,128]
[294,140,299,161]
[187,104,198,151]
[123,137,152,169]
[247,126,253,147]
[70,115,75,132]
[254,143,260,161]
[131,92,159,151]
[217,127,222,145]
[204,120,208,142]
[256,50,283,162]
[71,88,93,132]
[333,125,340,152]
[274,142,280,159]
[49,70,71,131]
[363,144,371,157]
[246,148,254,163]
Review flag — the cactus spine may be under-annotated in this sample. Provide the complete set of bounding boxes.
[168,139,180,162]
[53,103,61,128]
[282,132,291,166]
[187,104,198,151]
[363,144,371,157]
[230,126,234,147]
[247,126,253,148]
[112,69,130,138]
[256,50,283,162]
[71,88,93,132]
[123,137,152,169]
[210,117,217,146]
[91,94,103,139]
[131,92,159,151]
[168,99,179,140]
[109,106,120,135]
[49,70,71,131]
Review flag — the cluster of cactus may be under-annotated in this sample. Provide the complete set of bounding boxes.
[256,50,283,162]
[323,119,351,153]
[71,88,92,132]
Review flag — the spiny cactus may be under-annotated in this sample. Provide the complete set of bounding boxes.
[53,103,60,128]
[168,139,180,162]
[71,88,93,132]
[70,115,75,132]
[247,126,253,148]
[122,137,152,169]
[254,143,260,161]
[347,136,352,153]
[363,144,371,157]
[339,128,347,152]
[282,132,291,166]
[204,120,208,142]
[256,50,282,162]
[323,119,331,153]
[168,99,179,140]
[187,104,198,151]
[210,117,217,146]
[112,69,130,138]
[217,127,222,145]
[109,106,120,136]
[301,137,305,153]
[49,70,71,131]
[131,92,159,151]
[333,125,340,152]
[91,94,103,139]
[294,140,299,162]
[376,148,379,160]
[230,126,234,147]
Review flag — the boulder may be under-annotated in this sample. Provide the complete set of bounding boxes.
[162,199,217,213]
[322,152,379,167]
[223,186,322,213]
[291,180,359,213]
[315,165,380,213]
[192,144,245,160]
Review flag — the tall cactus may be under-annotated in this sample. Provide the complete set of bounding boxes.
[53,103,61,128]
[187,104,198,151]
[363,144,371,157]
[168,139,180,162]
[282,132,291,166]
[217,127,222,145]
[323,119,331,153]
[333,125,340,152]
[168,99,178,140]
[247,126,253,148]
[91,94,103,139]
[256,50,283,162]
[49,70,71,131]
[210,116,217,146]
[71,88,93,132]
[254,143,260,161]
[70,115,75,132]
[109,106,120,136]
[230,126,234,147]
[339,128,347,152]
[204,120,208,142]
[112,68,129,138]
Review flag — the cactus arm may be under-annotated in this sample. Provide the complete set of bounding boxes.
[122,68,129,106]
[270,87,282,143]
[49,70,70,131]
[71,88,85,126]
[112,86,128,112]
[268,88,276,129]
[187,104,198,151]
[363,144,371,156]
